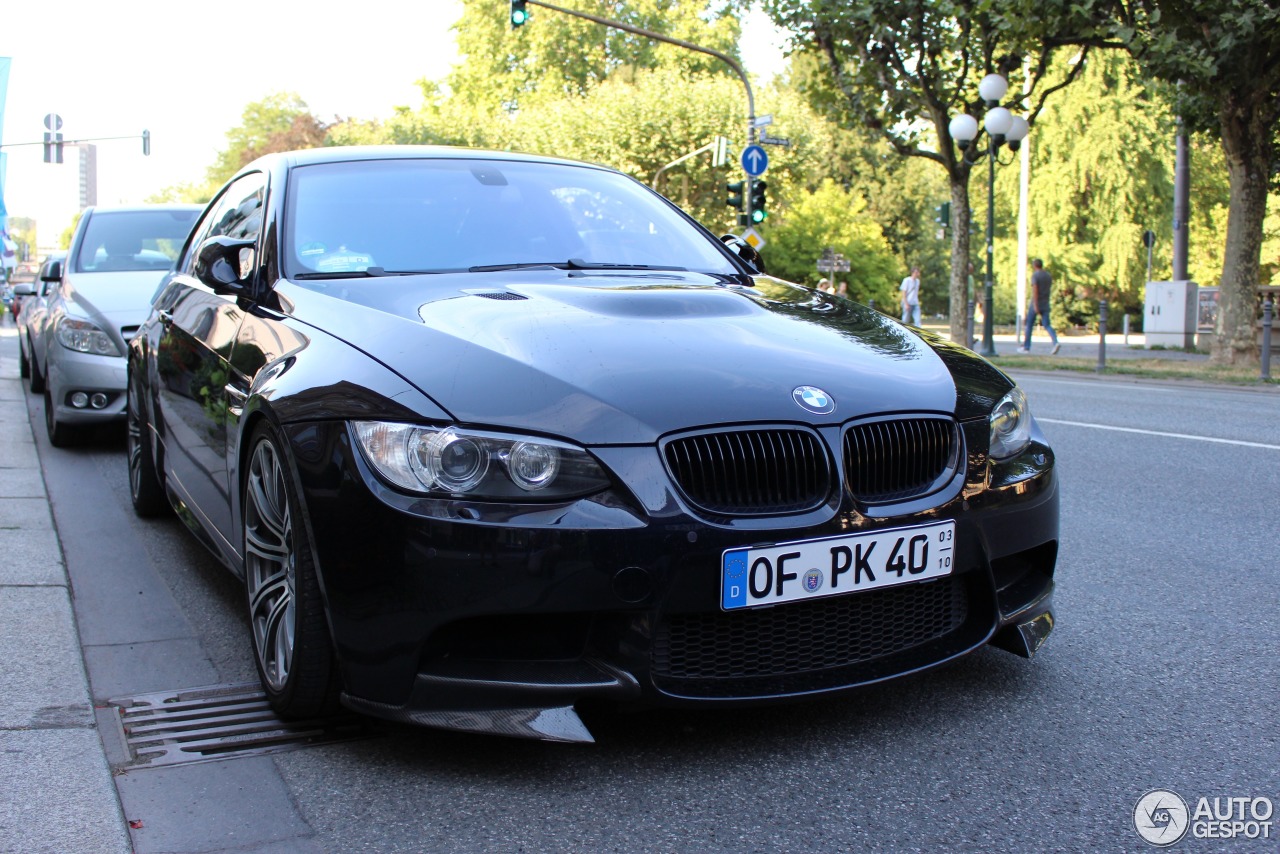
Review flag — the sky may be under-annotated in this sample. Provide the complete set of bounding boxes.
[0,1,788,250]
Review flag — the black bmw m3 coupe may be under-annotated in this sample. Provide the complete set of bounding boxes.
[127,146,1058,743]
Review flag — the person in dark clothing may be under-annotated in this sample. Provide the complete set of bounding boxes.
[1020,257,1061,355]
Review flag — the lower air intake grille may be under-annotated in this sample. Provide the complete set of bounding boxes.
[663,428,829,516]
[652,577,968,690]
[843,417,958,503]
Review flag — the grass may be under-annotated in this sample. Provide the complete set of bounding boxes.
[990,354,1278,385]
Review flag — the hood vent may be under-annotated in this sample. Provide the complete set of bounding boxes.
[472,291,528,301]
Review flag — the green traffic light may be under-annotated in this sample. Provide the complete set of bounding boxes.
[751,209,767,224]
[511,9,527,24]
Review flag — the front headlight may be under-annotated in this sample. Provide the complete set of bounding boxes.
[989,386,1032,461]
[352,422,611,500]
[56,317,121,356]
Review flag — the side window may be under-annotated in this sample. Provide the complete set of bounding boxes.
[181,173,267,275]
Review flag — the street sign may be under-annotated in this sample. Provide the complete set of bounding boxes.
[751,114,774,128]
[741,145,768,177]
[816,247,850,273]
[759,134,791,148]
[741,227,766,250]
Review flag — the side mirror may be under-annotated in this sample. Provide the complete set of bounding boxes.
[12,282,36,297]
[40,260,63,282]
[195,236,257,295]
[720,234,766,274]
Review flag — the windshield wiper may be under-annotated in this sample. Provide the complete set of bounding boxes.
[294,267,442,280]
[468,258,688,273]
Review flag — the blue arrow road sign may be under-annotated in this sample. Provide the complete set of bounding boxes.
[741,144,768,177]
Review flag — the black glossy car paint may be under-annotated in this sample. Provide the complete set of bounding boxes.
[129,147,1058,742]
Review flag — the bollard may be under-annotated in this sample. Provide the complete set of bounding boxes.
[967,299,976,350]
[1096,299,1109,373]
[1262,296,1273,381]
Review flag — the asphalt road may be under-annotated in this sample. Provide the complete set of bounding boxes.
[26,372,1280,853]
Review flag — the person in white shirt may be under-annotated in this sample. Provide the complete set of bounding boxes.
[899,267,922,325]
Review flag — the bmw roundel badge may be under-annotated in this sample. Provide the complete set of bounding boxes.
[792,386,835,415]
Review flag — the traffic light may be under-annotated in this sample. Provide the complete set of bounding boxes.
[934,201,951,228]
[749,180,767,224]
[725,180,744,211]
[510,0,528,27]
[142,129,151,156]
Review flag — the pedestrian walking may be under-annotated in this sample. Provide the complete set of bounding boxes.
[1019,257,1061,354]
[899,266,922,325]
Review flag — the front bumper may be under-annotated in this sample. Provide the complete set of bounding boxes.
[45,347,128,424]
[285,419,1058,741]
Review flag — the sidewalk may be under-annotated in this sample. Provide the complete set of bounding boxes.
[922,323,1211,362]
[0,320,131,854]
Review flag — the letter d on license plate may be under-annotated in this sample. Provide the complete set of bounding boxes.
[721,520,955,610]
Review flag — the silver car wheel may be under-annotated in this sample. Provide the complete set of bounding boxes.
[244,437,297,692]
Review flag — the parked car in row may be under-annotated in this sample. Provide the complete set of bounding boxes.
[127,146,1059,743]
[24,206,200,445]
[17,252,65,381]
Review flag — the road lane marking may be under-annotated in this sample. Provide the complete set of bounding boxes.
[1037,417,1280,450]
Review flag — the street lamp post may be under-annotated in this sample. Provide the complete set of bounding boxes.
[949,74,1029,357]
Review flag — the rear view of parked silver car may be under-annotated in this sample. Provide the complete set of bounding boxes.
[38,205,199,445]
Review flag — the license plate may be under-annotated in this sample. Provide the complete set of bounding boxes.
[721,520,955,611]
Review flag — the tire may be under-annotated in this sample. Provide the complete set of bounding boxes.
[243,423,341,717]
[18,340,29,379]
[28,338,45,394]
[126,374,169,517]
[44,387,78,448]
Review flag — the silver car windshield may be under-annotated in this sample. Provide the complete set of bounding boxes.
[74,210,199,273]
[283,158,738,278]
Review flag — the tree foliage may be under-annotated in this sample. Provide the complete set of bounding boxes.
[448,0,741,110]
[756,0,1115,342]
[763,179,899,305]
[1115,0,1280,364]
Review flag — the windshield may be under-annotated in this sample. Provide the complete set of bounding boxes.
[74,209,198,273]
[283,158,738,278]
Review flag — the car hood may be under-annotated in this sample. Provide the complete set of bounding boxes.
[63,270,170,335]
[281,272,1007,445]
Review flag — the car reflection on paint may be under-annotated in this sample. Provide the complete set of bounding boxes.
[127,146,1059,743]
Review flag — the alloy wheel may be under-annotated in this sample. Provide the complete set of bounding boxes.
[244,438,298,692]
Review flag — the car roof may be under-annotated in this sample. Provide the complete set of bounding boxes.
[81,204,203,215]
[246,145,619,175]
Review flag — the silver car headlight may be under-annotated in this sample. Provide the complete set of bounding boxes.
[989,386,1032,461]
[56,317,121,357]
[352,422,611,500]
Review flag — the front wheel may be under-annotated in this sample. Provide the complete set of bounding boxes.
[243,423,341,717]
[44,387,78,447]
[28,337,45,394]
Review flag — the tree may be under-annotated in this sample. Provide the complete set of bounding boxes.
[982,51,1174,326]
[448,0,740,110]
[1117,0,1280,365]
[757,0,1117,343]
[764,179,900,305]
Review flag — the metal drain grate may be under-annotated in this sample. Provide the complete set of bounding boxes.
[108,683,379,768]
